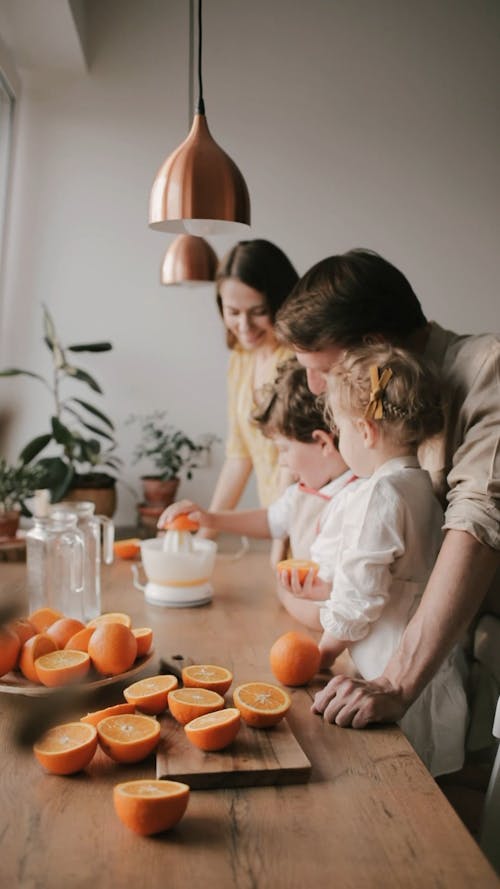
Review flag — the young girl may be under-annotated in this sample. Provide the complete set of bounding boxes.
[159,358,356,628]
[280,343,468,777]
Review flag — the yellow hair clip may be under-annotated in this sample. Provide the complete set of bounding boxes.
[365,365,393,419]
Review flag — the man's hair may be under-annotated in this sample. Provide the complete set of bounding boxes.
[275,248,428,351]
[216,239,299,349]
[253,357,331,443]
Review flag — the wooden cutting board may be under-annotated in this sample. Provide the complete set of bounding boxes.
[156,714,311,789]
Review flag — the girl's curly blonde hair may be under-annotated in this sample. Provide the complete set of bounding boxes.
[326,343,444,449]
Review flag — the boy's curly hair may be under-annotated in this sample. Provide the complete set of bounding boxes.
[326,344,444,449]
[253,357,330,443]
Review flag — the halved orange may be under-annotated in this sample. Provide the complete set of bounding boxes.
[97,714,161,763]
[35,649,91,687]
[113,779,190,836]
[233,682,291,728]
[123,675,178,715]
[34,722,98,775]
[113,538,141,560]
[185,708,241,751]
[65,626,95,652]
[277,558,319,583]
[28,607,63,633]
[163,514,199,532]
[81,703,136,727]
[167,687,225,725]
[87,612,132,629]
[181,664,233,695]
[132,627,153,658]
[18,633,58,682]
[46,617,86,649]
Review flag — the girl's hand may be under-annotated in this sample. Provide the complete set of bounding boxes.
[277,567,331,601]
[157,499,213,530]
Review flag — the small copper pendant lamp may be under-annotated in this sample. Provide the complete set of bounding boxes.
[149,0,251,237]
[160,234,218,287]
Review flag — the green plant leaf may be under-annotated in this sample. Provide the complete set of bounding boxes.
[68,342,112,352]
[51,416,76,447]
[35,457,75,501]
[70,398,115,430]
[43,305,57,347]
[19,433,53,463]
[79,419,115,442]
[64,365,103,394]
[0,368,47,382]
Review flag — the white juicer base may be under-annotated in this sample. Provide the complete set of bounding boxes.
[144,581,213,608]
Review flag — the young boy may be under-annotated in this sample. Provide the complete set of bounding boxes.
[159,357,357,628]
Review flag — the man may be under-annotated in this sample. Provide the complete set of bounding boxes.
[275,248,500,728]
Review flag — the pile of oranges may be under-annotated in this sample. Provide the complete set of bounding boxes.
[0,608,153,687]
[27,628,321,836]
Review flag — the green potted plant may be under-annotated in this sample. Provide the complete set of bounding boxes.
[127,412,217,526]
[0,459,46,538]
[0,306,121,516]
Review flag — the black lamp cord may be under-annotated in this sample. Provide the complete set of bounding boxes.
[196,0,205,114]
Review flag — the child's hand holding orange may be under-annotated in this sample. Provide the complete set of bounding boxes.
[157,499,210,531]
[277,559,330,601]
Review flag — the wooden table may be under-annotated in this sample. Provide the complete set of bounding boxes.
[0,549,498,889]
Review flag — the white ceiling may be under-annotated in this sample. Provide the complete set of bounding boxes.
[0,0,88,73]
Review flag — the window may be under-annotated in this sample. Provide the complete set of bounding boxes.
[0,70,14,255]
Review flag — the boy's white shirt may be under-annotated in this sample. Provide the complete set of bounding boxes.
[267,469,356,541]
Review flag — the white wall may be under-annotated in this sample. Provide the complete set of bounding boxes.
[1,0,499,525]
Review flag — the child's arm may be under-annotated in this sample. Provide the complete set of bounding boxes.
[277,566,332,600]
[158,499,271,538]
[318,631,348,670]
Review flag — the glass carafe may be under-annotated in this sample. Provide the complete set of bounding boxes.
[26,512,85,621]
[52,501,114,622]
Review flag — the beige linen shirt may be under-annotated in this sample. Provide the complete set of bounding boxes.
[419,323,500,611]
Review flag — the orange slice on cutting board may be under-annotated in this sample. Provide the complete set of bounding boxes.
[167,687,225,725]
[233,681,291,728]
[181,664,233,695]
[124,674,178,715]
[185,708,241,751]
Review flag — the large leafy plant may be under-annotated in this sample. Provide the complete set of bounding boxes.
[128,412,217,481]
[0,306,121,501]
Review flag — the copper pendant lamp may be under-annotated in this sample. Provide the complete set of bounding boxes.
[160,234,218,287]
[149,0,251,237]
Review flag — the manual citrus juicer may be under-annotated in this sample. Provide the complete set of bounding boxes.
[132,515,217,607]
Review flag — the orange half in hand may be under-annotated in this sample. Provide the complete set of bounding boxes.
[277,559,319,583]
[163,514,199,532]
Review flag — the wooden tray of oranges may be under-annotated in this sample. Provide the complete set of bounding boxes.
[156,664,311,789]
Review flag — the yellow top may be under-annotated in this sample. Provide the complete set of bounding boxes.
[226,344,292,507]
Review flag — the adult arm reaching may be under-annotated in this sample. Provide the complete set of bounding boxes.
[312,530,500,726]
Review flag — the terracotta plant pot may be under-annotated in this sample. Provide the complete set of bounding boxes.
[141,477,180,508]
[65,473,117,518]
[0,509,21,539]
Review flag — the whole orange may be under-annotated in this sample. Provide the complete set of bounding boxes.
[88,622,138,676]
[270,631,321,687]
[0,627,21,677]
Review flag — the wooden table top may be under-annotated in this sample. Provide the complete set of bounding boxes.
[0,549,498,889]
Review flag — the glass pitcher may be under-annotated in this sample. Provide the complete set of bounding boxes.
[26,512,85,621]
[52,501,114,622]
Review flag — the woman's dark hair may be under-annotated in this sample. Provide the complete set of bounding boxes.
[216,239,299,349]
[275,248,428,351]
[253,357,331,443]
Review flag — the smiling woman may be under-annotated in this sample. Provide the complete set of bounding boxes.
[199,240,299,556]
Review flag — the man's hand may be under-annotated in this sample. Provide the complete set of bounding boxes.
[311,673,409,728]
